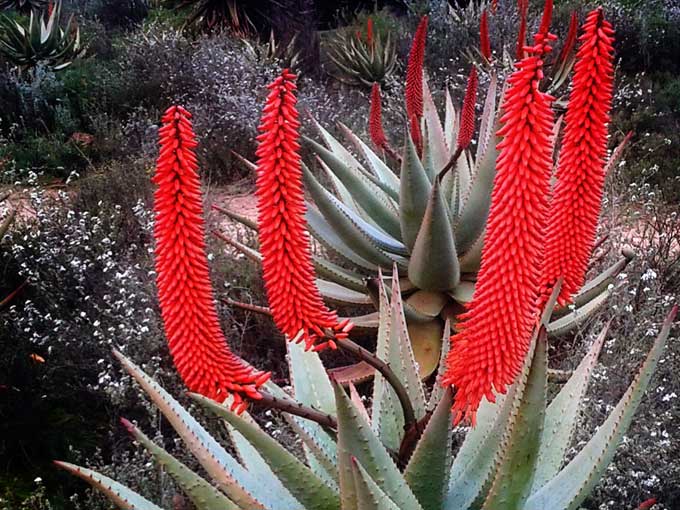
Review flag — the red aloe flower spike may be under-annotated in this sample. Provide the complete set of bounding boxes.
[556,11,579,66]
[540,8,615,306]
[255,69,352,351]
[491,0,498,14]
[366,16,374,47]
[405,16,428,148]
[480,9,492,62]
[516,0,528,59]
[153,105,270,413]
[369,82,388,150]
[457,66,479,151]
[442,17,557,425]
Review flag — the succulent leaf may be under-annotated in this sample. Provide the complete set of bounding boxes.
[546,287,611,336]
[407,319,444,379]
[423,78,451,171]
[399,131,432,250]
[317,278,373,306]
[351,458,402,510]
[313,257,368,293]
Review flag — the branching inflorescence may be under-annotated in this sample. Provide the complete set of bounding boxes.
[153,105,270,413]
[541,8,615,305]
[443,3,558,424]
[255,69,352,351]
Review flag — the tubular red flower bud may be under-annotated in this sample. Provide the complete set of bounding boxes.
[369,82,388,150]
[366,17,374,47]
[443,24,557,425]
[480,10,492,61]
[556,11,579,66]
[540,8,615,306]
[405,16,428,147]
[255,69,350,351]
[457,66,478,151]
[153,105,270,411]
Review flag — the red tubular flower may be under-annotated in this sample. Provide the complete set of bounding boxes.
[556,11,579,66]
[480,10,492,61]
[153,105,270,413]
[256,69,352,351]
[405,16,428,151]
[516,0,528,59]
[369,82,388,150]
[366,17,374,47]
[540,8,615,305]
[443,16,557,424]
[457,66,478,151]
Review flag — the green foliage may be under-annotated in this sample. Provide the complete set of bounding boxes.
[56,282,676,510]
[0,0,46,13]
[0,1,83,71]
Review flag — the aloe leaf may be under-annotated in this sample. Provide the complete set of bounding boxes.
[604,132,632,179]
[407,319,444,379]
[427,318,451,410]
[474,72,498,165]
[213,205,257,231]
[313,256,367,293]
[231,150,258,174]
[570,253,632,312]
[459,229,484,273]
[317,157,365,220]
[421,123,436,182]
[525,307,676,510]
[371,270,402,452]
[306,206,377,272]
[54,462,165,510]
[408,178,460,291]
[334,382,425,510]
[219,234,262,264]
[337,122,400,197]
[306,137,401,239]
[193,395,340,510]
[423,77,451,171]
[287,339,336,415]
[481,329,547,510]
[406,290,448,317]
[344,312,380,331]
[328,361,376,386]
[531,323,609,492]
[317,278,373,306]
[404,388,454,510]
[399,131,432,250]
[351,458,402,510]
[449,281,476,304]
[455,128,499,256]
[547,288,611,336]
[121,419,240,510]
[444,86,457,152]
[112,351,267,509]
[388,265,428,419]
[303,168,400,267]
[309,115,365,175]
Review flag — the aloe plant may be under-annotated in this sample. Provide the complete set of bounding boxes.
[56,277,677,510]
[0,0,47,13]
[324,16,398,88]
[0,1,82,70]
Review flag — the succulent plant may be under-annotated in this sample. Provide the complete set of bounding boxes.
[0,0,46,13]
[243,30,304,73]
[0,1,82,70]
[55,277,677,510]
[324,16,398,88]
[170,0,256,36]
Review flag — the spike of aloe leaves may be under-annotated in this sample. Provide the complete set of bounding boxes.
[399,130,432,250]
[219,234,262,264]
[547,288,611,337]
[337,122,400,197]
[459,229,485,273]
[213,205,257,231]
[481,329,547,510]
[120,419,240,510]
[309,115,365,174]
[231,150,258,174]
[306,137,401,238]
[334,381,425,510]
[54,462,165,510]
[307,206,378,272]
[287,338,336,415]
[351,458,402,510]
[526,307,676,510]
[404,388,454,510]
[444,86,457,152]
[421,123,436,182]
[530,322,609,493]
[409,178,460,290]
[423,77,451,170]
[427,318,451,410]
[316,278,373,306]
[313,256,367,292]
[192,395,340,510]
[318,157,366,220]
[303,168,405,267]
[343,312,380,332]
[112,351,267,510]
[455,127,499,256]
[371,269,403,452]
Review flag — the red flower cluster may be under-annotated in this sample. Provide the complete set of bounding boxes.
[541,8,615,305]
[443,17,558,424]
[516,0,529,59]
[457,66,479,151]
[405,16,428,153]
[153,105,270,413]
[369,82,389,151]
[255,70,352,351]
[366,17,374,47]
[480,10,491,61]
[556,11,579,67]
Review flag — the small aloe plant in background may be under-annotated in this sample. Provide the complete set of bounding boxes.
[56,1,677,508]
